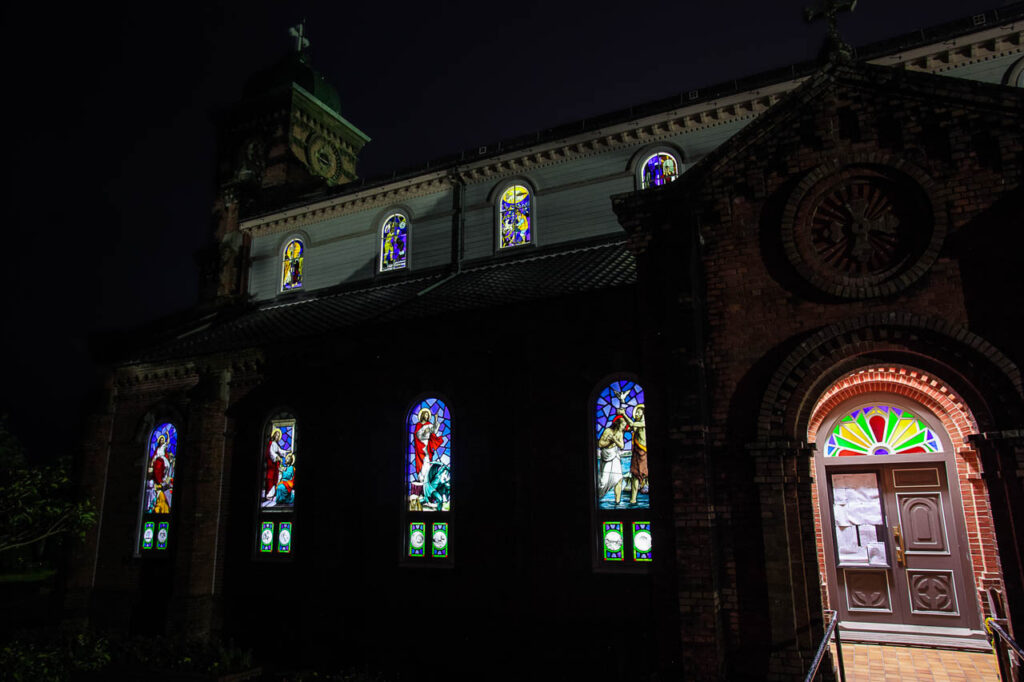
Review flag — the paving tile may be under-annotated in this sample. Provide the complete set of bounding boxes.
[828,643,999,681]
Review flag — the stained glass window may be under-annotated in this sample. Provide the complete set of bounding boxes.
[379,213,408,272]
[255,415,298,557]
[824,405,940,457]
[594,378,653,566]
[595,380,648,509]
[405,397,452,563]
[640,152,679,189]
[498,184,532,249]
[281,239,304,291]
[407,398,451,512]
[138,422,177,553]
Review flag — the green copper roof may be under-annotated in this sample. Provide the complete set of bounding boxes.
[242,52,341,114]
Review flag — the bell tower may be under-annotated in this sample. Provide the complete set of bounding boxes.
[199,23,371,304]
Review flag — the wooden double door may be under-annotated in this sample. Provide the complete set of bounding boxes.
[818,458,979,633]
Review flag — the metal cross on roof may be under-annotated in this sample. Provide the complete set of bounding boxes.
[288,22,310,53]
[804,0,858,61]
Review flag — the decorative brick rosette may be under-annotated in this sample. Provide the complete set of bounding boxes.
[781,161,945,298]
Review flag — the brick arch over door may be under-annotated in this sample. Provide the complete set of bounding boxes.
[806,365,1004,618]
[756,312,1023,443]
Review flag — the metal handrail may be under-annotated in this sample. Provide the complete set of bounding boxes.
[805,609,847,682]
[985,616,1023,682]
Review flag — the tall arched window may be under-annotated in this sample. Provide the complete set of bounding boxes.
[379,213,409,272]
[639,152,680,189]
[405,397,452,561]
[281,238,304,291]
[498,184,533,249]
[255,413,298,557]
[138,422,178,554]
[593,378,651,564]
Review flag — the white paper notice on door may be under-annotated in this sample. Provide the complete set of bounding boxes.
[858,525,877,544]
[836,525,867,563]
[866,542,887,566]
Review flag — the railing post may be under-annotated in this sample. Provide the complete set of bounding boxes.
[833,617,847,682]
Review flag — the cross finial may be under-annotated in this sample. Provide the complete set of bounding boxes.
[288,21,310,54]
[805,0,857,62]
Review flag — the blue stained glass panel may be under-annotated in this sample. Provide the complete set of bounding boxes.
[407,399,451,512]
[278,522,292,553]
[432,522,449,558]
[409,522,426,557]
[595,380,649,510]
[603,521,624,561]
[144,423,177,515]
[259,522,274,553]
[156,521,169,550]
[261,419,296,510]
[499,185,531,248]
[142,521,155,550]
[380,213,408,272]
[281,239,304,291]
[633,521,653,562]
[641,153,679,189]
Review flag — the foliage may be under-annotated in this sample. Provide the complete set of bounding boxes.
[0,417,96,556]
[0,630,110,682]
[109,633,255,675]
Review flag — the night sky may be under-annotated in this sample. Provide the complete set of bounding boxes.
[1,0,1011,459]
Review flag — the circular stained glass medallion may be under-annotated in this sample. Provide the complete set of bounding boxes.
[410,530,426,549]
[634,530,652,553]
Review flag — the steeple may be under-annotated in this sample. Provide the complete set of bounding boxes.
[200,23,371,305]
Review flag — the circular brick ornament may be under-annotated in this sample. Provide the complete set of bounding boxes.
[781,161,945,298]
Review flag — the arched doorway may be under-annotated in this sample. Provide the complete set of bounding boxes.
[808,368,1002,647]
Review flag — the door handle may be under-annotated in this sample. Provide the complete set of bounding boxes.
[892,525,906,567]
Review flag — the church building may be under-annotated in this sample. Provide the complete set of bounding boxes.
[67,5,1024,680]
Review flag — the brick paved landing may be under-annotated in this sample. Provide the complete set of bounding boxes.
[830,642,1000,681]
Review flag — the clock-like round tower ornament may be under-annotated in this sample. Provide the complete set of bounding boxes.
[781,162,945,298]
[306,135,340,182]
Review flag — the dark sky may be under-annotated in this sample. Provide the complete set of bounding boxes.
[1,0,1012,458]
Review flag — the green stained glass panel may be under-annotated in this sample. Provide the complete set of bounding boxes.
[824,405,940,457]
[409,522,426,558]
[633,521,652,562]
[603,521,624,561]
[432,522,448,558]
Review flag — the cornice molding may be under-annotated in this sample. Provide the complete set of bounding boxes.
[238,21,1023,242]
[870,25,1023,74]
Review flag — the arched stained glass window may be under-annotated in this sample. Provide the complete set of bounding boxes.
[640,152,679,189]
[138,422,177,553]
[281,239,304,291]
[498,184,532,249]
[405,397,452,561]
[824,405,940,457]
[379,213,408,272]
[256,414,297,557]
[594,378,652,564]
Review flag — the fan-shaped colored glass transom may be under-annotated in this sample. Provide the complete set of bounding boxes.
[824,405,940,457]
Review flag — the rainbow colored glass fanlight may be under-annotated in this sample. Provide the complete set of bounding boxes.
[824,405,940,457]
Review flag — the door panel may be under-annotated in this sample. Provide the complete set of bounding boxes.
[897,492,948,554]
[823,460,976,631]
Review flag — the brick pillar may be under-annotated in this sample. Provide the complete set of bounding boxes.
[63,379,118,627]
[970,430,1024,642]
[169,368,231,637]
[748,441,828,681]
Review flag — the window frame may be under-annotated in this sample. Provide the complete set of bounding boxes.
[590,374,653,573]
[252,408,300,562]
[493,178,538,254]
[400,393,455,568]
[632,145,684,191]
[134,415,183,559]
[278,233,308,294]
[376,208,412,276]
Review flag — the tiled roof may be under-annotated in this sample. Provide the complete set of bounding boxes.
[131,238,635,363]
